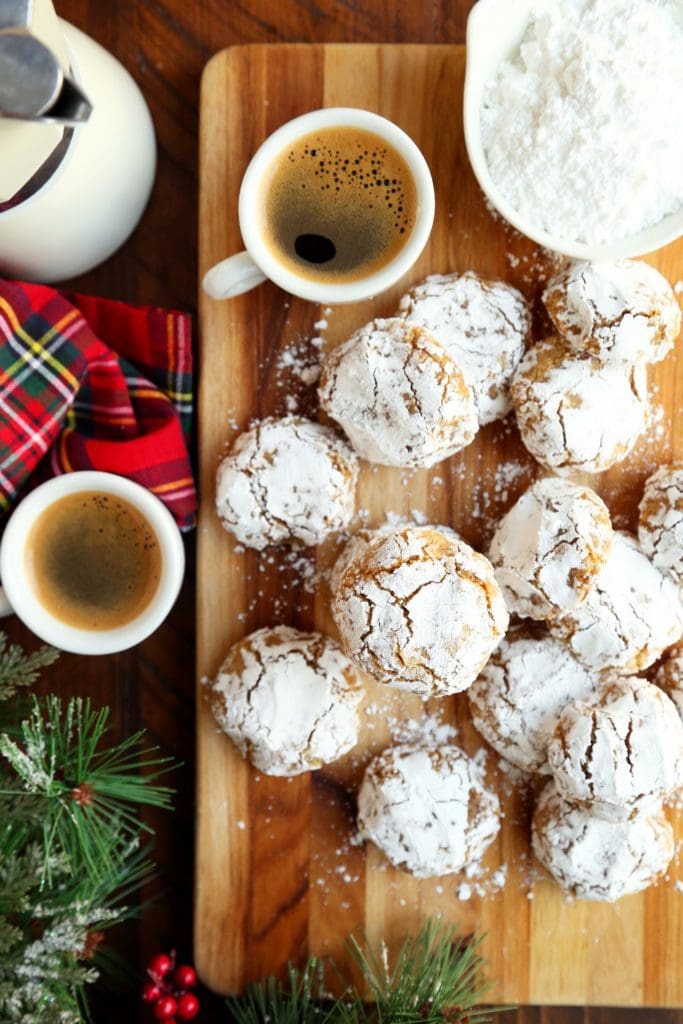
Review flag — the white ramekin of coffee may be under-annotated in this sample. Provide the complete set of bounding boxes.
[464,0,683,260]
[202,106,435,304]
[0,471,185,655]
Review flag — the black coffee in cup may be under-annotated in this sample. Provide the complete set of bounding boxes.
[25,491,161,631]
[262,126,418,283]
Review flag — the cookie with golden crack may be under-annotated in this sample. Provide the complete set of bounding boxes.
[638,464,683,582]
[332,525,509,697]
[329,521,460,597]
[397,271,531,424]
[215,415,358,550]
[511,336,648,475]
[318,317,477,469]
[489,476,613,620]
[532,781,674,901]
[547,676,683,821]
[547,531,683,674]
[357,743,500,878]
[209,626,363,776]
[543,259,681,365]
[654,648,683,720]
[468,628,601,774]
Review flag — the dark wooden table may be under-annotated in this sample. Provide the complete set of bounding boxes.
[4,1,680,1021]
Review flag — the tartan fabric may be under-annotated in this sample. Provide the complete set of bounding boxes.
[0,279,196,530]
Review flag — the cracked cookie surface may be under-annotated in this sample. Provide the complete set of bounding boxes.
[532,781,674,901]
[468,628,601,774]
[357,743,501,878]
[215,415,359,550]
[511,336,648,475]
[332,525,509,696]
[543,259,681,365]
[654,648,683,720]
[638,464,683,582]
[397,271,531,424]
[318,317,477,468]
[547,675,683,821]
[547,531,683,674]
[329,522,460,597]
[489,477,613,620]
[209,626,363,776]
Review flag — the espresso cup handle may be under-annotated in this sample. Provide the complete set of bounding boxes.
[202,252,268,300]
[0,584,13,618]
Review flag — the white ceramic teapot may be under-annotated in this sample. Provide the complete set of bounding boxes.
[0,0,156,282]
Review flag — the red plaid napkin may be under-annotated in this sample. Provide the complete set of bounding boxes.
[0,279,196,530]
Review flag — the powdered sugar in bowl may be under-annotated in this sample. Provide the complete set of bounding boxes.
[464,0,683,260]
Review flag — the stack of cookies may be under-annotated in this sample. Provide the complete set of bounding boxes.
[206,258,683,900]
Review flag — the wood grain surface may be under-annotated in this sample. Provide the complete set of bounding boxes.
[2,2,680,1021]
[196,43,683,1008]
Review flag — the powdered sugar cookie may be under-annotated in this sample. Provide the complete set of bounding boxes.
[638,464,683,581]
[468,629,600,774]
[511,337,648,475]
[489,477,613,620]
[329,521,460,597]
[547,676,683,821]
[543,260,681,365]
[333,525,509,697]
[357,744,501,878]
[397,272,531,424]
[215,416,358,550]
[532,781,674,901]
[318,317,477,468]
[209,626,362,776]
[548,531,683,674]
[654,648,683,720]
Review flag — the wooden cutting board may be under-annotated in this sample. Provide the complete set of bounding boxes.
[195,43,683,1007]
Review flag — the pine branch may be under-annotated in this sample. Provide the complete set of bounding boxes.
[0,695,175,884]
[228,959,352,1024]
[0,634,58,702]
[0,634,177,1023]
[348,921,504,1024]
[226,920,507,1024]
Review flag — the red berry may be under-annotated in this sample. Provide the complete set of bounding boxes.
[148,953,173,980]
[175,964,197,990]
[177,993,200,1021]
[154,996,178,1020]
[142,981,162,1003]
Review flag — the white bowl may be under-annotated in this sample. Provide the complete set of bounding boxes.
[463,0,683,260]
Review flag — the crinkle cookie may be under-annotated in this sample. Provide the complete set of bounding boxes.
[357,744,501,878]
[547,676,683,821]
[511,337,648,475]
[397,271,530,424]
[209,626,363,776]
[638,464,683,581]
[543,259,681,365]
[489,477,613,620]
[654,648,683,720]
[332,525,509,697]
[215,416,358,550]
[329,521,460,597]
[532,781,674,902]
[548,531,683,674]
[318,317,477,468]
[468,629,600,774]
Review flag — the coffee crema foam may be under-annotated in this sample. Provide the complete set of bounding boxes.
[25,491,162,631]
[262,126,418,283]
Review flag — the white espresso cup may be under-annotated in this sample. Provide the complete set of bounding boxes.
[202,107,435,304]
[0,471,185,655]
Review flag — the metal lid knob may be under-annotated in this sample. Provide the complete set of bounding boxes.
[0,31,63,117]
